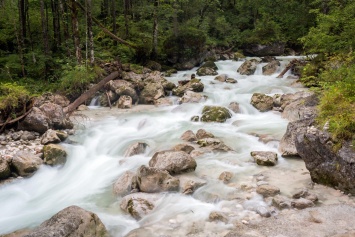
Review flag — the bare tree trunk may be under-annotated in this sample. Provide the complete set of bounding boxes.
[71,0,82,65]
[151,0,159,59]
[86,0,95,65]
[14,5,25,78]
[64,71,120,114]
[40,0,50,56]
[19,0,26,38]
[172,0,178,37]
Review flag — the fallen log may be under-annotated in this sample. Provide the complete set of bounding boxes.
[277,59,299,78]
[0,108,33,133]
[63,71,120,114]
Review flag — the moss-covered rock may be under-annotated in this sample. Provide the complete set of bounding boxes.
[43,144,67,166]
[250,93,274,112]
[201,106,232,123]
[172,79,204,97]
[196,61,218,76]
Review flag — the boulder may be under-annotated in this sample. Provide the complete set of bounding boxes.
[262,60,280,75]
[20,131,37,141]
[279,91,314,111]
[197,138,233,152]
[237,59,259,75]
[34,93,70,107]
[196,61,218,76]
[218,171,233,183]
[282,93,319,122]
[201,106,232,123]
[176,174,207,194]
[149,150,197,175]
[292,188,318,202]
[173,144,195,154]
[242,42,286,57]
[139,82,165,104]
[272,195,291,209]
[256,184,280,197]
[136,165,180,193]
[295,127,355,195]
[43,144,67,166]
[251,151,278,166]
[250,93,273,112]
[120,193,161,220]
[124,142,148,157]
[117,95,132,109]
[228,102,240,113]
[39,102,73,130]
[115,87,138,104]
[291,198,315,209]
[154,97,173,106]
[226,78,237,84]
[172,79,205,97]
[18,107,49,134]
[40,129,61,145]
[180,91,207,104]
[180,130,197,142]
[196,129,215,139]
[113,171,137,196]
[0,157,11,180]
[11,151,43,177]
[279,118,313,157]
[23,205,109,237]
[214,74,228,82]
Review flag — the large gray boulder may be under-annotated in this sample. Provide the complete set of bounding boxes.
[117,95,132,109]
[120,193,161,220]
[279,118,314,157]
[149,150,197,175]
[250,93,273,112]
[136,165,180,193]
[295,127,355,195]
[11,151,43,177]
[282,93,319,122]
[201,106,232,123]
[23,205,109,237]
[196,61,218,76]
[242,42,285,57]
[180,91,207,104]
[237,59,259,75]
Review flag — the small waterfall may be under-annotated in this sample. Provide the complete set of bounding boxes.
[89,96,100,106]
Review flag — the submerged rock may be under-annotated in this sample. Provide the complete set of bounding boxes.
[197,138,233,152]
[256,184,280,197]
[23,205,109,237]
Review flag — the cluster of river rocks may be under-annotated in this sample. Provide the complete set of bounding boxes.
[1,56,354,237]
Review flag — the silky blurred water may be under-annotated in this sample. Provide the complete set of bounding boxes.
[0,58,315,236]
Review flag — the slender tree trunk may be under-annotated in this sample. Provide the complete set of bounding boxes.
[172,0,178,37]
[86,0,95,65]
[40,0,50,56]
[58,0,70,57]
[71,0,82,65]
[151,0,159,59]
[51,0,61,51]
[112,0,117,35]
[123,0,130,39]
[19,0,26,38]
[14,8,25,78]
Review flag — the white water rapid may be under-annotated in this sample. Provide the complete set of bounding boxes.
[0,58,353,236]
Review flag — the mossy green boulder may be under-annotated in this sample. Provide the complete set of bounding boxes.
[43,144,67,166]
[201,106,232,123]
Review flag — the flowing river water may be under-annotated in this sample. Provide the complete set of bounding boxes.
[0,58,354,236]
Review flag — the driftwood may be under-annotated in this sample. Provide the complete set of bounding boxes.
[105,91,112,109]
[63,71,120,114]
[277,59,299,78]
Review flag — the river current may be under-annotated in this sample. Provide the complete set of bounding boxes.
[1,58,349,236]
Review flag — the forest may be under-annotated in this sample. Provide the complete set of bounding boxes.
[0,0,354,144]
